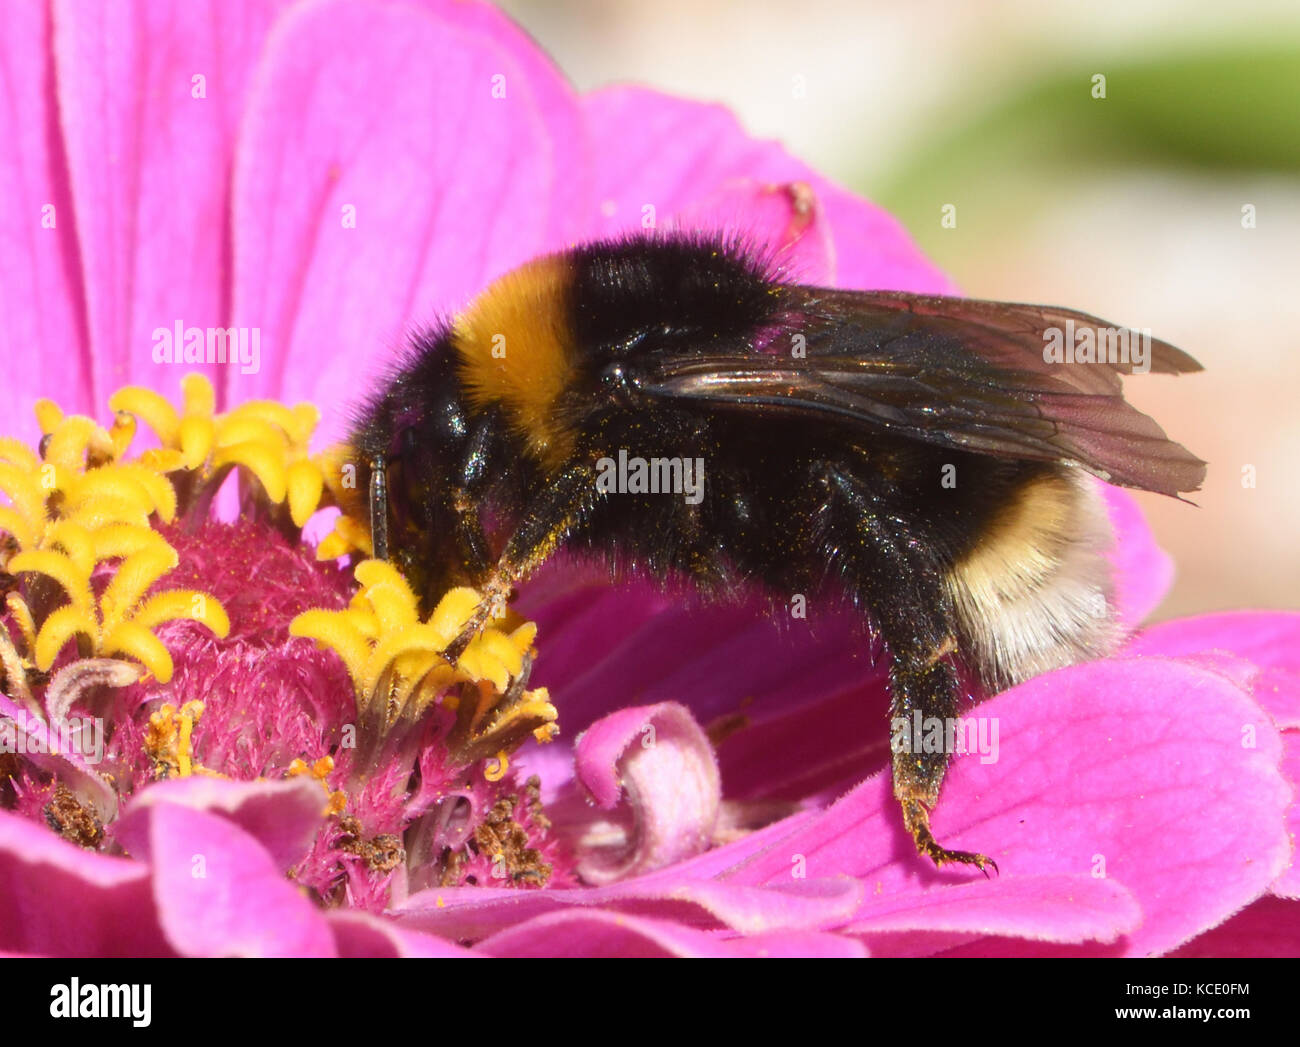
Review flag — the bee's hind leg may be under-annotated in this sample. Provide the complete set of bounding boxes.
[816,461,996,875]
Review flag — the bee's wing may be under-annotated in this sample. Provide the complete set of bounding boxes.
[636,288,1206,496]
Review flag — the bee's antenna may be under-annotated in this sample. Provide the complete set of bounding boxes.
[369,455,389,561]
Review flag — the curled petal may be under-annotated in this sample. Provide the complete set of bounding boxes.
[571,702,721,884]
[44,657,140,725]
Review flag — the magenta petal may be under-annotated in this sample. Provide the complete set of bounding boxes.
[0,0,90,436]
[396,875,862,942]
[476,909,865,958]
[0,811,172,957]
[136,802,335,957]
[1169,895,1300,957]
[672,179,835,284]
[1099,483,1175,630]
[413,0,590,234]
[1275,732,1300,899]
[327,910,474,958]
[230,0,580,434]
[1124,611,1300,725]
[582,86,954,294]
[519,568,884,794]
[717,658,1290,955]
[1122,613,1300,897]
[571,702,720,883]
[114,775,325,871]
[51,0,292,410]
[846,874,1141,950]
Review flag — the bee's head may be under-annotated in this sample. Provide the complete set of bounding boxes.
[346,332,479,594]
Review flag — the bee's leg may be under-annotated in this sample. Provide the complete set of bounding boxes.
[368,455,389,561]
[818,463,996,875]
[445,460,599,661]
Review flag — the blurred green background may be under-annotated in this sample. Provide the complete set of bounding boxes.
[503,0,1300,619]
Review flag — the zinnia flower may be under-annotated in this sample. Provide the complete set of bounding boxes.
[0,0,1294,958]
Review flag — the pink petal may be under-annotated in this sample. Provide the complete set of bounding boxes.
[518,567,884,798]
[0,810,173,957]
[1124,612,1300,898]
[328,910,474,958]
[1275,732,1300,899]
[229,0,582,436]
[845,874,1141,954]
[671,179,835,284]
[0,0,91,434]
[715,657,1290,956]
[114,775,326,871]
[396,875,862,942]
[412,0,590,230]
[582,86,955,294]
[1099,482,1175,630]
[0,0,90,436]
[567,702,720,883]
[1124,611,1300,725]
[476,909,865,958]
[51,0,293,410]
[131,802,336,957]
[1168,895,1300,958]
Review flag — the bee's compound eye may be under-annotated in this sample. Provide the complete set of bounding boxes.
[601,362,636,393]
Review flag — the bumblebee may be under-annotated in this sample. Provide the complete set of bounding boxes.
[348,232,1204,872]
